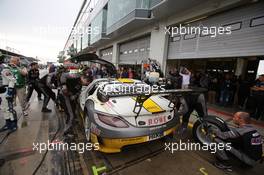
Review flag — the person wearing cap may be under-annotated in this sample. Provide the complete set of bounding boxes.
[250,74,264,120]
[26,62,42,102]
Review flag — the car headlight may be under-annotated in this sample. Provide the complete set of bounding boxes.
[97,114,129,128]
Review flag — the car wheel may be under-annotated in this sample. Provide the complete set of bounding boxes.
[84,115,91,142]
[193,115,229,144]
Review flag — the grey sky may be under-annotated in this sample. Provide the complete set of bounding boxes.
[0,0,83,63]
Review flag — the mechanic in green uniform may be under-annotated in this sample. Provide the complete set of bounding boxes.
[9,56,29,116]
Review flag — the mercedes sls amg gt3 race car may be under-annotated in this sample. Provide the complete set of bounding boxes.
[79,78,179,153]
[74,53,206,153]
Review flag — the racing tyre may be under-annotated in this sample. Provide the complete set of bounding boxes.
[84,113,91,142]
[192,115,229,144]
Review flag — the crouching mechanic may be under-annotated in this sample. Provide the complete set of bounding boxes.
[213,112,263,170]
[60,63,91,138]
[0,55,17,132]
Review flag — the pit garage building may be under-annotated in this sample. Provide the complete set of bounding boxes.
[63,0,264,79]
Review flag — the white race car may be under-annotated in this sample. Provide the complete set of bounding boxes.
[75,53,206,153]
[79,78,179,153]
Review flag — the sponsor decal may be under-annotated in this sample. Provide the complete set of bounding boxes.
[148,115,167,126]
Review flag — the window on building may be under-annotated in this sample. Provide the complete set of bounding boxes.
[184,33,196,40]
[250,16,264,27]
[171,35,181,42]
[223,22,242,31]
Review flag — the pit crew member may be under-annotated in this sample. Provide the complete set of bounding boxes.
[26,62,42,102]
[38,72,57,112]
[213,112,263,170]
[60,64,91,138]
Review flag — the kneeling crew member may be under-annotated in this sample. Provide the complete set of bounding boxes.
[214,112,263,170]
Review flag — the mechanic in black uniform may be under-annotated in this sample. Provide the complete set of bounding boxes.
[177,92,207,135]
[38,72,57,112]
[55,65,67,112]
[213,112,263,170]
[60,63,92,137]
[26,62,42,102]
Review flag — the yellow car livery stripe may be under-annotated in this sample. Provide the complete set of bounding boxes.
[132,97,165,113]
[117,78,134,83]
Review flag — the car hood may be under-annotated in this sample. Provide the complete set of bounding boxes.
[99,95,171,117]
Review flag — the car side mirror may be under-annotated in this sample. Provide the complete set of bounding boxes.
[97,89,109,103]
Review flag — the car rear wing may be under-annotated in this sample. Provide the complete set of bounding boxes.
[97,87,207,117]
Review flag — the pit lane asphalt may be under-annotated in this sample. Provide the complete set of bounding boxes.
[0,70,263,175]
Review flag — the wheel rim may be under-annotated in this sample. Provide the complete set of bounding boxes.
[196,123,220,144]
[85,116,91,141]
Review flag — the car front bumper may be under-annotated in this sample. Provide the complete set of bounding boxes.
[91,126,176,153]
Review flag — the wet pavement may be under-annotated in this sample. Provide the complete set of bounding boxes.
[0,72,263,175]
